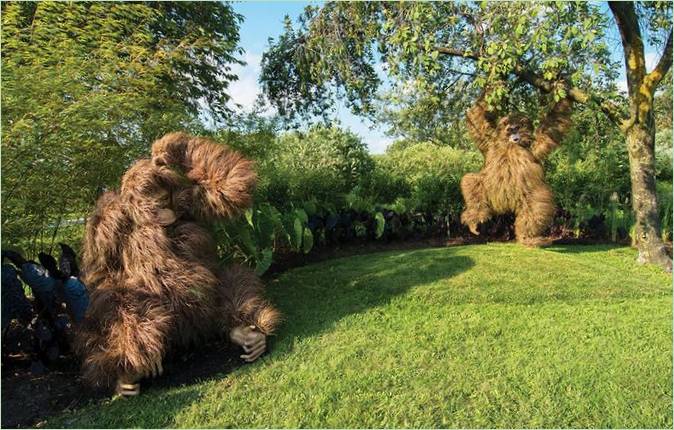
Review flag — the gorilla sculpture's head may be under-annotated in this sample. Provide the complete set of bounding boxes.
[498,114,533,147]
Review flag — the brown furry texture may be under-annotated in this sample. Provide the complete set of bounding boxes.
[216,264,282,335]
[152,131,257,220]
[461,92,573,245]
[76,133,280,389]
[81,191,129,289]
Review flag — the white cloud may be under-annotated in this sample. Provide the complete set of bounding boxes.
[374,61,388,79]
[367,136,394,154]
[228,52,263,111]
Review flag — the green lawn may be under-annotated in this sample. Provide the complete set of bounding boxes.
[53,244,672,428]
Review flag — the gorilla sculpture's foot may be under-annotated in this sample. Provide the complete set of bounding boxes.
[519,236,553,248]
[115,376,140,397]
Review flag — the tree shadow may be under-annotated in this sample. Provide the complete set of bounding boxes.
[266,247,474,351]
[544,243,628,254]
[160,249,473,385]
[48,247,474,428]
[53,384,204,428]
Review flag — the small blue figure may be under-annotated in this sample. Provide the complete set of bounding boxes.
[1,263,33,332]
[63,276,89,323]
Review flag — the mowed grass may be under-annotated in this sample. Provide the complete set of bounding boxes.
[52,244,672,428]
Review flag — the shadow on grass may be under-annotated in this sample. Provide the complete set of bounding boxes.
[267,247,474,349]
[545,243,626,254]
[55,384,204,428]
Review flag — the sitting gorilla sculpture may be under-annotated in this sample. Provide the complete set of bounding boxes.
[460,90,573,246]
[76,132,280,396]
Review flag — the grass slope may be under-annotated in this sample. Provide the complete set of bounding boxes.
[53,244,672,428]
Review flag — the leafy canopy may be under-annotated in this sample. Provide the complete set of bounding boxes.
[261,1,617,126]
[1,2,242,247]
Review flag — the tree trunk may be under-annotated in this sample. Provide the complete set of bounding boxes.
[625,121,672,272]
[609,2,673,272]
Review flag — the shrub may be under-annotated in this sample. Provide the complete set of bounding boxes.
[358,156,411,205]
[377,142,481,215]
[657,181,672,242]
[259,125,374,209]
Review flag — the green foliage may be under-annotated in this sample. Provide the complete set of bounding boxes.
[547,106,631,234]
[378,142,481,214]
[654,71,672,130]
[50,244,672,428]
[657,181,673,242]
[376,82,474,149]
[213,109,282,161]
[258,125,374,208]
[260,6,383,122]
[655,129,673,181]
[1,1,242,248]
[358,158,411,205]
[213,202,319,275]
[374,212,386,239]
[260,2,616,125]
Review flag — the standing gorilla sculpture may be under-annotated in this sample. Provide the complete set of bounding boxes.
[76,132,280,396]
[460,90,574,246]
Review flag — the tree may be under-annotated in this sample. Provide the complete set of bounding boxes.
[1,2,242,249]
[607,2,672,270]
[260,1,672,271]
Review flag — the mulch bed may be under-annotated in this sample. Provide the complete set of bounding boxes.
[1,340,243,428]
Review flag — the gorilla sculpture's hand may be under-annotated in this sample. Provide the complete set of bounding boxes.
[230,325,267,362]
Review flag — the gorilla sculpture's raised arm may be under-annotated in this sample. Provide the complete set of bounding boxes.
[151,132,257,221]
[532,97,573,161]
[465,91,499,155]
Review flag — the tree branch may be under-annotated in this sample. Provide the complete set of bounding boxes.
[434,46,479,61]
[432,45,629,129]
[609,1,645,97]
[513,65,628,128]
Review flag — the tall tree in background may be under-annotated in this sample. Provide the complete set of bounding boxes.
[260,1,672,271]
[1,2,242,247]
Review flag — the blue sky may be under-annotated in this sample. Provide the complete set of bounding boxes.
[229,1,394,153]
[227,1,664,154]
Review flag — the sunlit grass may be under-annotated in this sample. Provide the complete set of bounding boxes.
[52,243,672,428]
